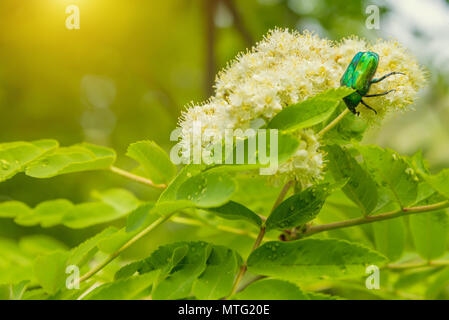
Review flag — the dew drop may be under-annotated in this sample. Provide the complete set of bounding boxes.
[0,160,10,170]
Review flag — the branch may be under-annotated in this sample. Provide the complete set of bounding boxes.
[109,166,166,189]
[387,260,449,270]
[79,213,174,283]
[228,180,293,297]
[302,200,449,237]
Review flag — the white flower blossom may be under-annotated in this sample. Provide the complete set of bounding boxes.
[177,28,426,188]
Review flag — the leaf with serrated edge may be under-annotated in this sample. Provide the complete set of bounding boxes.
[267,88,354,131]
[247,239,386,281]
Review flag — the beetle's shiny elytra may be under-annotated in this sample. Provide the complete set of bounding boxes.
[340,51,404,115]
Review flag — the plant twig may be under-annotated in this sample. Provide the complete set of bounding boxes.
[79,213,174,283]
[270,180,294,212]
[387,260,449,270]
[318,108,350,136]
[109,166,166,189]
[228,180,294,297]
[302,200,449,237]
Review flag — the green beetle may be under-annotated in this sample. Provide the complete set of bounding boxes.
[340,51,404,115]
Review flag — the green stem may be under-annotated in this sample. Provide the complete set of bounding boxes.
[79,213,174,283]
[228,180,294,297]
[229,226,265,297]
[302,200,449,237]
[318,108,350,136]
[109,166,166,189]
[387,260,449,270]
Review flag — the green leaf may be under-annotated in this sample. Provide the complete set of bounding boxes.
[153,200,194,216]
[373,218,406,262]
[68,227,118,266]
[267,88,354,131]
[126,141,177,185]
[204,131,299,173]
[425,267,449,299]
[176,172,236,208]
[15,189,139,229]
[320,103,367,143]
[91,188,140,214]
[25,143,116,178]
[62,202,126,229]
[10,280,30,300]
[326,145,378,215]
[358,145,418,208]
[410,210,449,260]
[83,271,159,300]
[394,268,438,291]
[21,288,48,300]
[34,251,69,295]
[192,246,241,300]
[410,150,431,175]
[0,140,58,182]
[234,279,309,300]
[158,164,205,203]
[266,184,330,231]
[0,285,10,300]
[19,235,68,256]
[207,201,262,227]
[424,169,449,199]
[150,242,212,300]
[118,243,190,279]
[14,199,73,227]
[247,239,386,281]
[126,203,155,232]
[0,238,34,284]
[0,201,32,218]
[119,242,241,300]
[306,292,341,300]
[98,212,162,254]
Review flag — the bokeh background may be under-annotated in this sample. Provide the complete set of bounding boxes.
[0,0,448,284]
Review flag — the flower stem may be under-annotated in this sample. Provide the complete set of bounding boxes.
[318,108,350,136]
[228,180,293,297]
[79,213,174,283]
[302,200,449,237]
[109,166,167,189]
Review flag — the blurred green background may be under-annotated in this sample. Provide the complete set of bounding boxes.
[0,0,448,262]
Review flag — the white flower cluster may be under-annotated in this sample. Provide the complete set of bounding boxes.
[178,29,426,188]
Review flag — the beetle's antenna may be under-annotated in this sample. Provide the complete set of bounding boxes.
[360,100,378,114]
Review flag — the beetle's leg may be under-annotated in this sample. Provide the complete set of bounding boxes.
[360,99,378,114]
[365,89,396,98]
[371,72,405,84]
